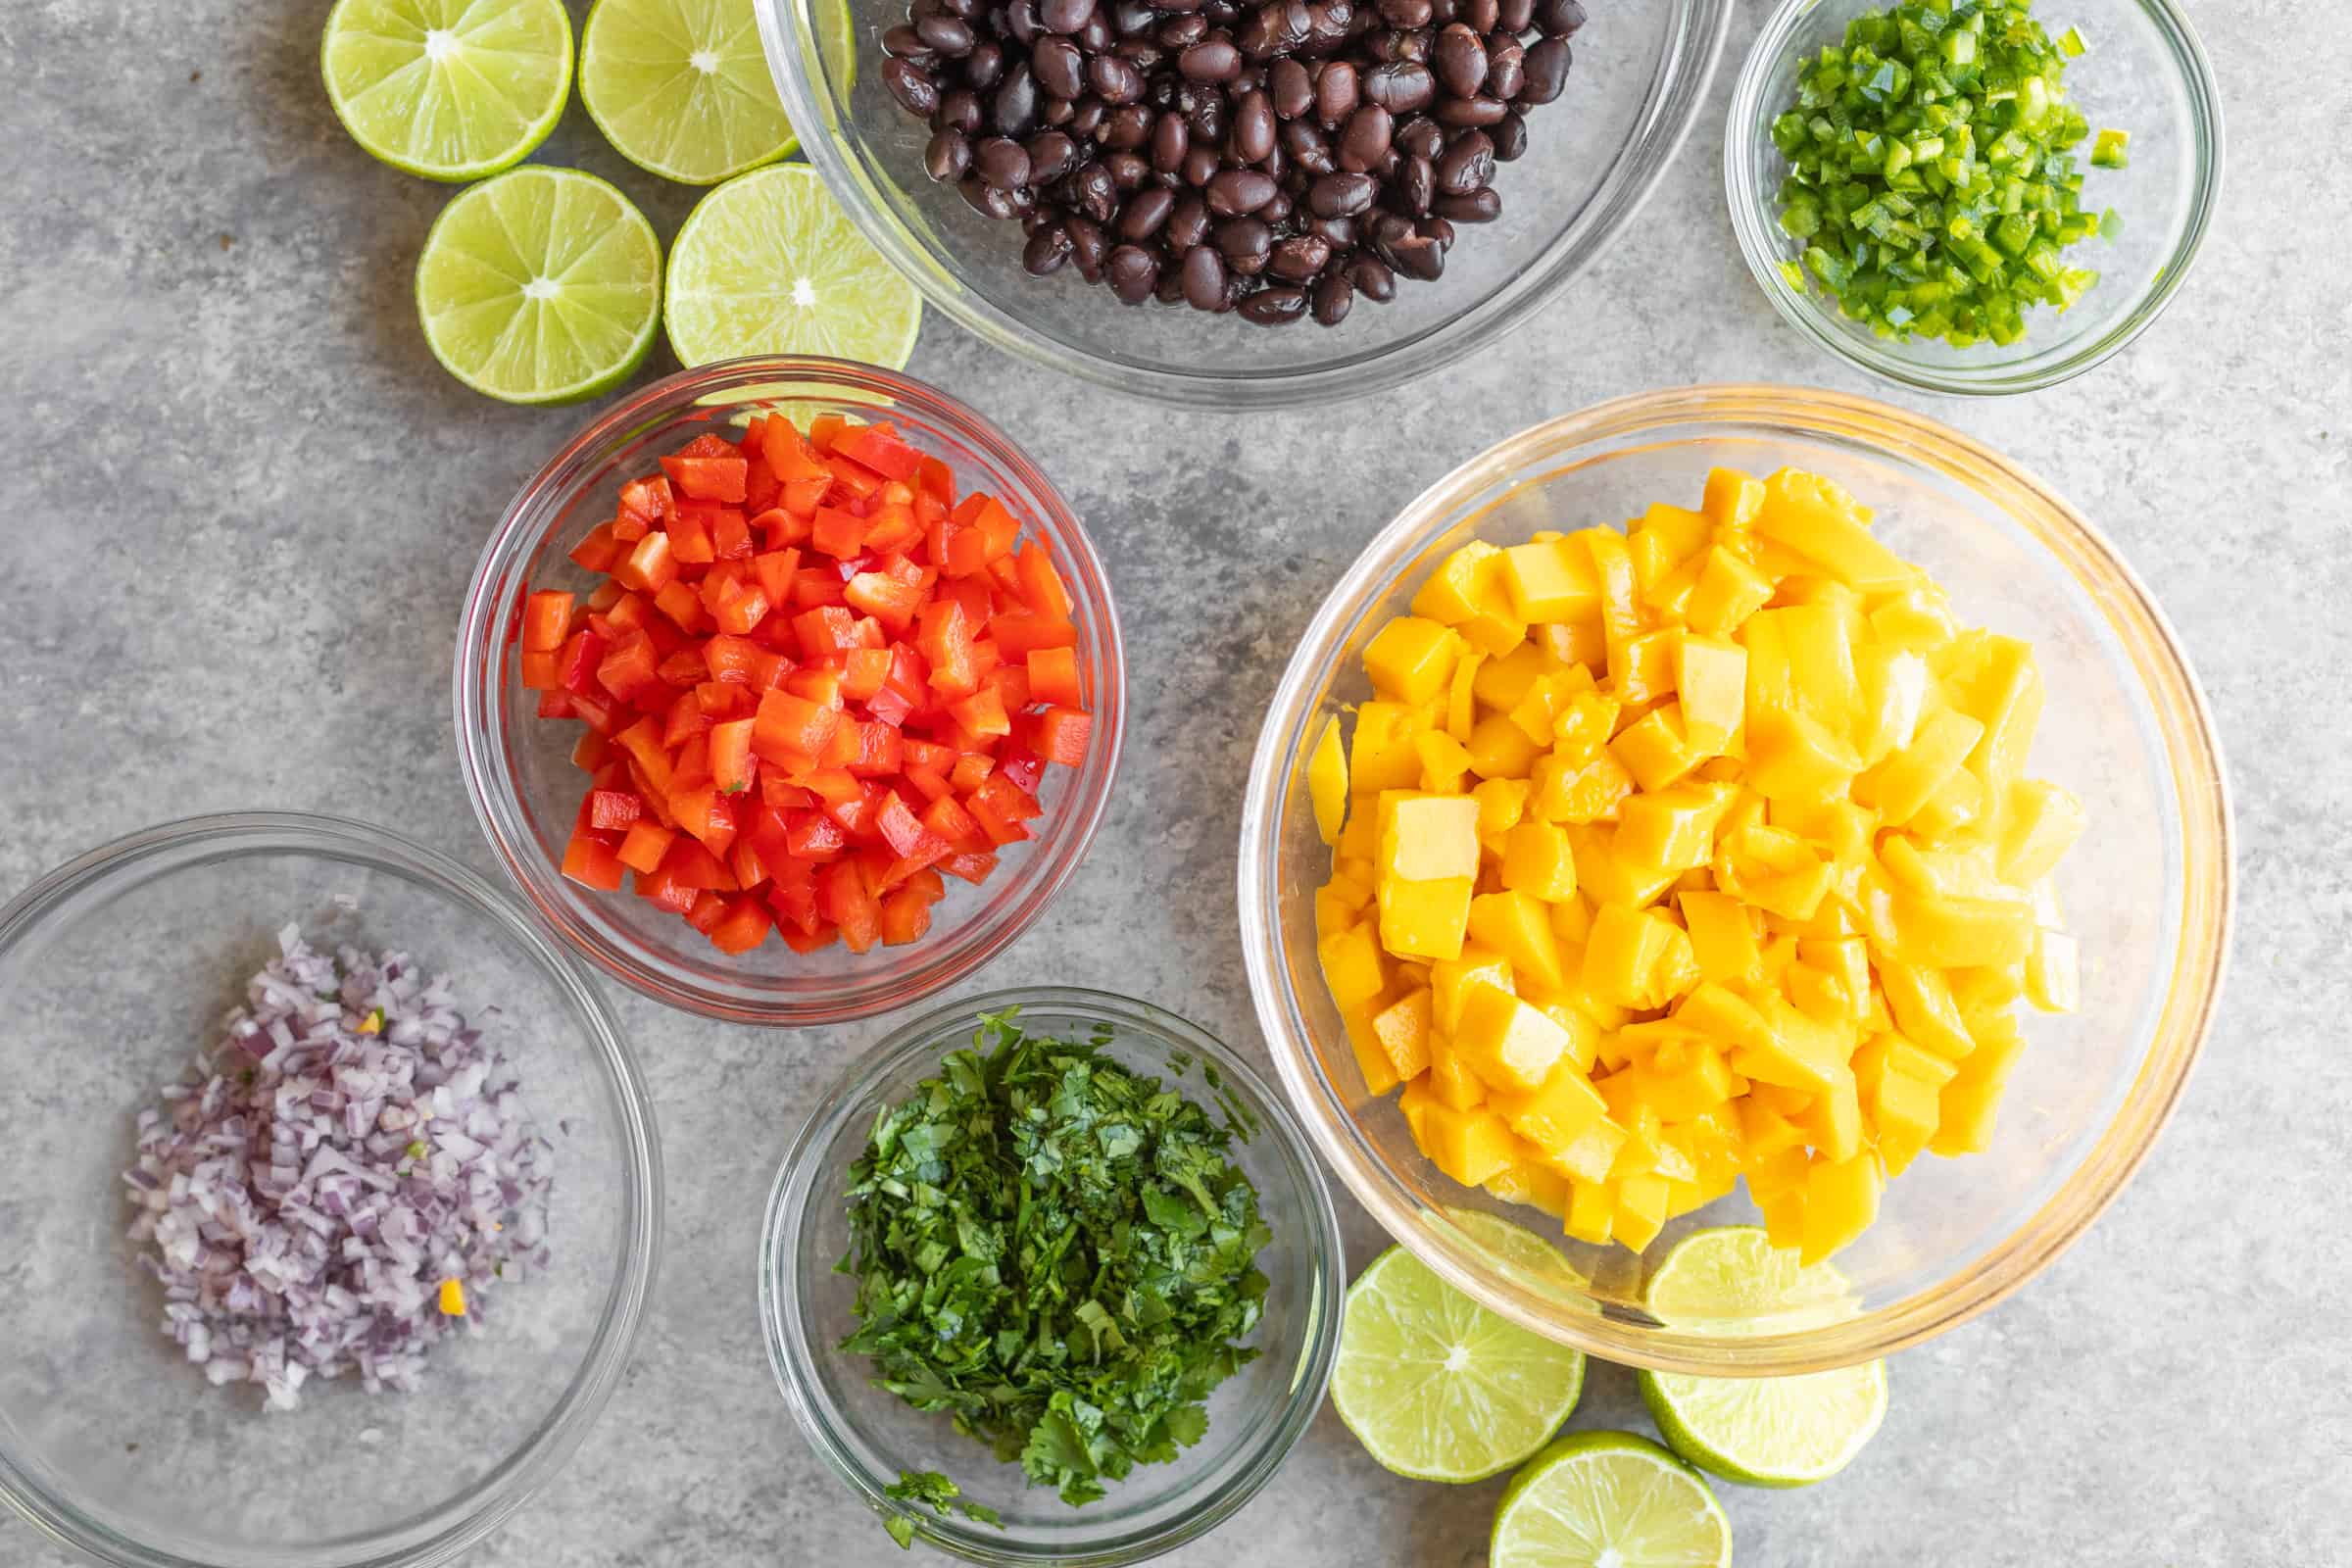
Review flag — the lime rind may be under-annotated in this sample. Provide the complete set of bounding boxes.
[578,0,798,185]
[1639,1360,1888,1489]
[416,167,663,405]
[1330,1244,1585,1485]
[1493,1431,1733,1568]
[664,165,922,369]
[321,0,574,182]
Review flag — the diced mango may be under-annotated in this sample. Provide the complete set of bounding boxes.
[1675,635,1747,754]
[1744,708,1863,805]
[1679,891,1763,985]
[1363,616,1460,706]
[1611,705,1704,792]
[1411,540,1501,624]
[1432,946,1514,1032]
[1413,728,1473,794]
[1501,539,1603,623]
[1855,707,1985,826]
[1616,779,1737,874]
[1999,780,2086,885]
[1369,989,1436,1081]
[1318,921,1388,1005]
[1376,874,1473,961]
[1500,821,1579,903]
[1349,700,1425,793]
[1490,1060,1609,1154]
[1467,713,1544,780]
[1468,890,1570,991]
[1307,716,1349,846]
[2025,927,2079,1013]
[1422,1102,1521,1187]
[1563,1177,1615,1244]
[1701,466,1765,534]
[1427,1033,1488,1112]
[1613,1173,1671,1251]
[1756,469,1914,593]
[1379,793,1481,882]
[1799,1152,1882,1265]
[1345,1006,1402,1096]
[1454,985,1576,1093]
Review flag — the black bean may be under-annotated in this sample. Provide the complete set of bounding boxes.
[957,174,1020,218]
[1305,213,1355,247]
[1433,24,1487,97]
[1417,214,1454,248]
[1032,35,1085,98]
[1372,24,1431,62]
[1393,114,1443,160]
[1533,0,1583,34]
[1460,0,1496,31]
[1495,0,1531,29]
[1070,97,1106,135]
[1105,244,1160,301]
[1312,270,1354,323]
[1232,89,1276,163]
[1350,251,1396,299]
[1160,12,1210,42]
[1023,224,1074,272]
[1115,37,1164,69]
[1078,10,1115,48]
[1182,144,1220,184]
[1315,59,1360,124]
[882,24,933,58]
[940,0,979,16]
[1088,52,1145,103]
[1435,94,1505,126]
[1434,186,1499,221]
[1041,94,1074,124]
[1360,61,1435,113]
[1151,109,1192,172]
[1206,168,1278,215]
[1485,37,1523,101]
[1519,35,1569,103]
[1262,187,1295,221]
[884,59,941,117]
[1025,129,1078,182]
[916,13,977,52]
[1179,38,1242,80]
[1434,127,1492,193]
[1306,170,1377,216]
[1066,215,1109,278]
[1283,119,1337,174]
[1187,91,1226,142]
[1103,102,1153,147]
[925,129,973,181]
[1216,215,1273,270]
[1336,102,1393,172]
[1156,267,1188,304]
[1067,160,1119,220]
[1305,2,1355,51]
[963,41,1005,86]
[1377,0,1432,24]
[989,65,1036,132]
[1111,0,1155,28]
[1105,150,1152,187]
[1387,228,1444,277]
[1239,285,1309,323]
[1005,0,1042,40]
[1181,243,1229,308]
[939,87,985,132]
[1167,192,1212,247]
[1269,233,1333,279]
[1020,208,1054,235]
[1118,185,1177,238]
[1484,112,1524,167]
[1270,59,1314,118]
[976,135,1033,187]
[1040,0,1095,29]
[1398,153,1433,214]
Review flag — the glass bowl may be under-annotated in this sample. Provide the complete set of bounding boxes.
[1238,385,2232,1374]
[755,0,1732,408]
[760,987,1345,1564]
[0,811,661,1568]
[1726,0,2224,396]
[456,359,1124,1025]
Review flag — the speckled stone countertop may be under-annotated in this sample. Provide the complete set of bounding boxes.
[4,0,2345,1562]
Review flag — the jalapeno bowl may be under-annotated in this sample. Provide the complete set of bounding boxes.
[1238,385,2231,1374]
[455,359,1124,1025]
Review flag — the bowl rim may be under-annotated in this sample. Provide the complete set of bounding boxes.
[758,985,1347,1565]
[1722,0,2227,397]
[755,0,1736,410]
[453,356,1126,1026]
[1237,382,2234,1375]
[0,809,663,1568]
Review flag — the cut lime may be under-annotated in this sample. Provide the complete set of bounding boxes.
[1642,1225,1859,1334]
[1447,1206,1592,1297]
[415,167,663,404]
[321,0,573,182]
[579,0,815,184]
[1330,1244,1585,1484]
[1637,1224,1887,1488]
[1492,1432,1733,1568]
[665,165,922,368]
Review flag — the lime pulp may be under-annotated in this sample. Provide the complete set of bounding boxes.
[321,0,572,181]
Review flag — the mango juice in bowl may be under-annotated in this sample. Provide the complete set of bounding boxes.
[1239,385,2230,1375]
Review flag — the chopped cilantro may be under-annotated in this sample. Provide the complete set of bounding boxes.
[840,1010,1271,1518]
[880,1470,1003,1548]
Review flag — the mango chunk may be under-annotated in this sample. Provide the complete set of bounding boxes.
[1454,985,1576,1093]
[1307,716,1349,846]
[1376,874,1473,961]
[1379,792,1481,882]
[1363,616,1461,705]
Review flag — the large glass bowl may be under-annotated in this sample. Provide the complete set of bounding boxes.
[761,988,1345,1564]
[756,0,1731,407]
[456,359,1124,1024]
[0,811,661,1568]
[1239,385,2231,1374]
[1726,0,2224,396]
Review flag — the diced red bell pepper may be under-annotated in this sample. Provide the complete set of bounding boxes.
[708,897,774,955]
[635,863,700,916]
[878,885,934,947]
[522,591,575,653]
[785,809,850,861]
[753,689,841,764]
[586,788,643,833]
[569,523,621,573]
[660,836,738,892]
[838,424,922,481]
[1034,706,1094,767]
[1025,645,1083,707]
[616,818,676,875]
[661,455,750,503]
[916,599,980,698]
[684,890,730,935]
[810,506,866,559]
[712,509,755,561]
[710,717,758,795]
[920,792,979,845]
[612,532,677,594]
[941,849,999,885]
[777,920,838,954]
[947,685,1012,740]
[669,506,716,564]
[819,860,881,954]
[996,740,1046,795]
[562,830,627,892]
[618,474,674,527]
[991,612,1076,658]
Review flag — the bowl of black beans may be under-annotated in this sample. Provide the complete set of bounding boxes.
[756,0,1731,406]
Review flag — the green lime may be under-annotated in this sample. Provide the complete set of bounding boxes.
[664,165,922,368]
[321,0,573,182]
[1330,1244,1585,1484]
[1639,1359,1887,1489]
[1492,1432,1733,1568]
[1642,1225,1858,1334]
[415,167,663,405]
[578,0,812,184]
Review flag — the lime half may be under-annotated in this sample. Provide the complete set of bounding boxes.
[1330,1244,1585,1484]
[321,0,573,181]
[1637,1224,1887,1488]
[665,165,921,368]
[1493,1432,1733,1568]
[579,0,809,184]
[416,168,663,404]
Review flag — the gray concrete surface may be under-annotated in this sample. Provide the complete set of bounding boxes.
[3,0,2346,1563]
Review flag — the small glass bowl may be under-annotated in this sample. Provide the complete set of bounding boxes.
[1239,385,2232,1374]
[455,359,1125,1025]
[0,811,661,1568]
[1726,0,2224,396]
[755,0,1733,408]
[760,988,1345,1564]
